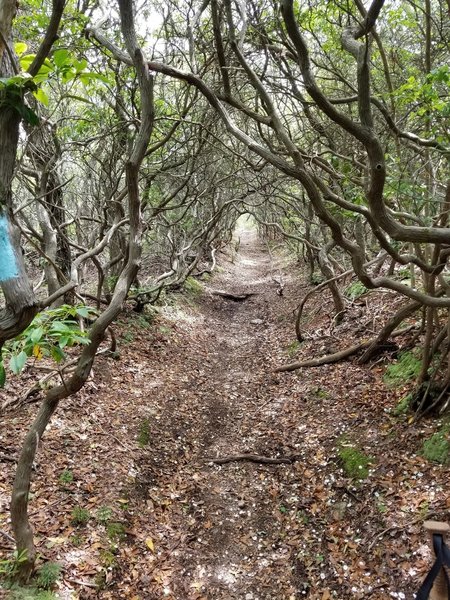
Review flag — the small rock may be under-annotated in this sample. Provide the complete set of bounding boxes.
[245,594,254,600]
[238,499,246,509]
[250,319,263,325]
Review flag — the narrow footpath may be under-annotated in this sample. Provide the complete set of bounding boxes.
[1,227,445,600]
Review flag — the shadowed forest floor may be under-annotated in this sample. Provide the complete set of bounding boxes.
[1,229,450,599]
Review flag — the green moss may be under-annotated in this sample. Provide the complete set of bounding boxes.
[393,393,412,415]
[337,442,372,479]
[345,281,368,300]
[183,276,203,297]
[383,351,421,387]
[138,418,150,447]
[422,429,450,464]
[286,340,301,358]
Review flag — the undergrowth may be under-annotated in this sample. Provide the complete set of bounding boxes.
[345,281,368,300]
[422,425,450,464]
[183,276,203,298]
[383,351,421,386]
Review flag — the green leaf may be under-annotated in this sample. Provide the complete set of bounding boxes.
[19,54,36,69]
[53,49,70,68]
[10,351,28,375]
[61,67,77,83]
[58,336,69,348]
[0,362,6,388]
[75,306,89,318]
[33,87,49,106]
[20,104,39,126]
[50,345,65,363]
[73,58,88,72]
[49,322,72,332]
[30,326,44,344]
[14,42,28,57]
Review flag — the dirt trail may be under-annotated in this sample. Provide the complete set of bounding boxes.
[115,227,437,600]
[132,228,301,599]
[2,225,445,600]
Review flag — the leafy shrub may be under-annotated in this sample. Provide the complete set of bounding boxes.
[338,443,372,479]
[0,549,28,581]
[1,304,97,386]
[71,506,90,526]
[422,429,450,464]
[36,562,61,590]
[344,281,368,300]
[286,340,301,358]
[383,351,422,386]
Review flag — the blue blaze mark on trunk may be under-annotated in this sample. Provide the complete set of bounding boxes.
[0,215,18,282]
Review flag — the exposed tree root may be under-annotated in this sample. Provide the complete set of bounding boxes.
[205,453,295,465]
[275,326,415,373]
[211,290,256,301]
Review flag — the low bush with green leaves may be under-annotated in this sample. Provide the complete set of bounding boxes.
[96,505,113,524]
[58,469,74,487]
[106,521,126,542]
[383,351,422,387]
[0,304,97,387]
[0,549,28,582]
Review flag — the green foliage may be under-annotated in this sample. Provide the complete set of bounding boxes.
[286,340,300,359]
[0,550,28,582]
[70,533,84,547]
[58,469,73,486]
[96,505,113,524]
[0,74,39,124]
[393,394,412,416]
[4,304,96,380]
[35,562,61,590]
[337,442,372,479]
[106,521,126,542]
[121,331,135,343]
[99,549,117,568]
[183,276,203,297]
[138,418,150,447]
[383,351,422,387]
[345,281,368,300]
[309,273,323,286]
[422,427,450,464]
[71,506,90,526]
[7,587,56,599]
